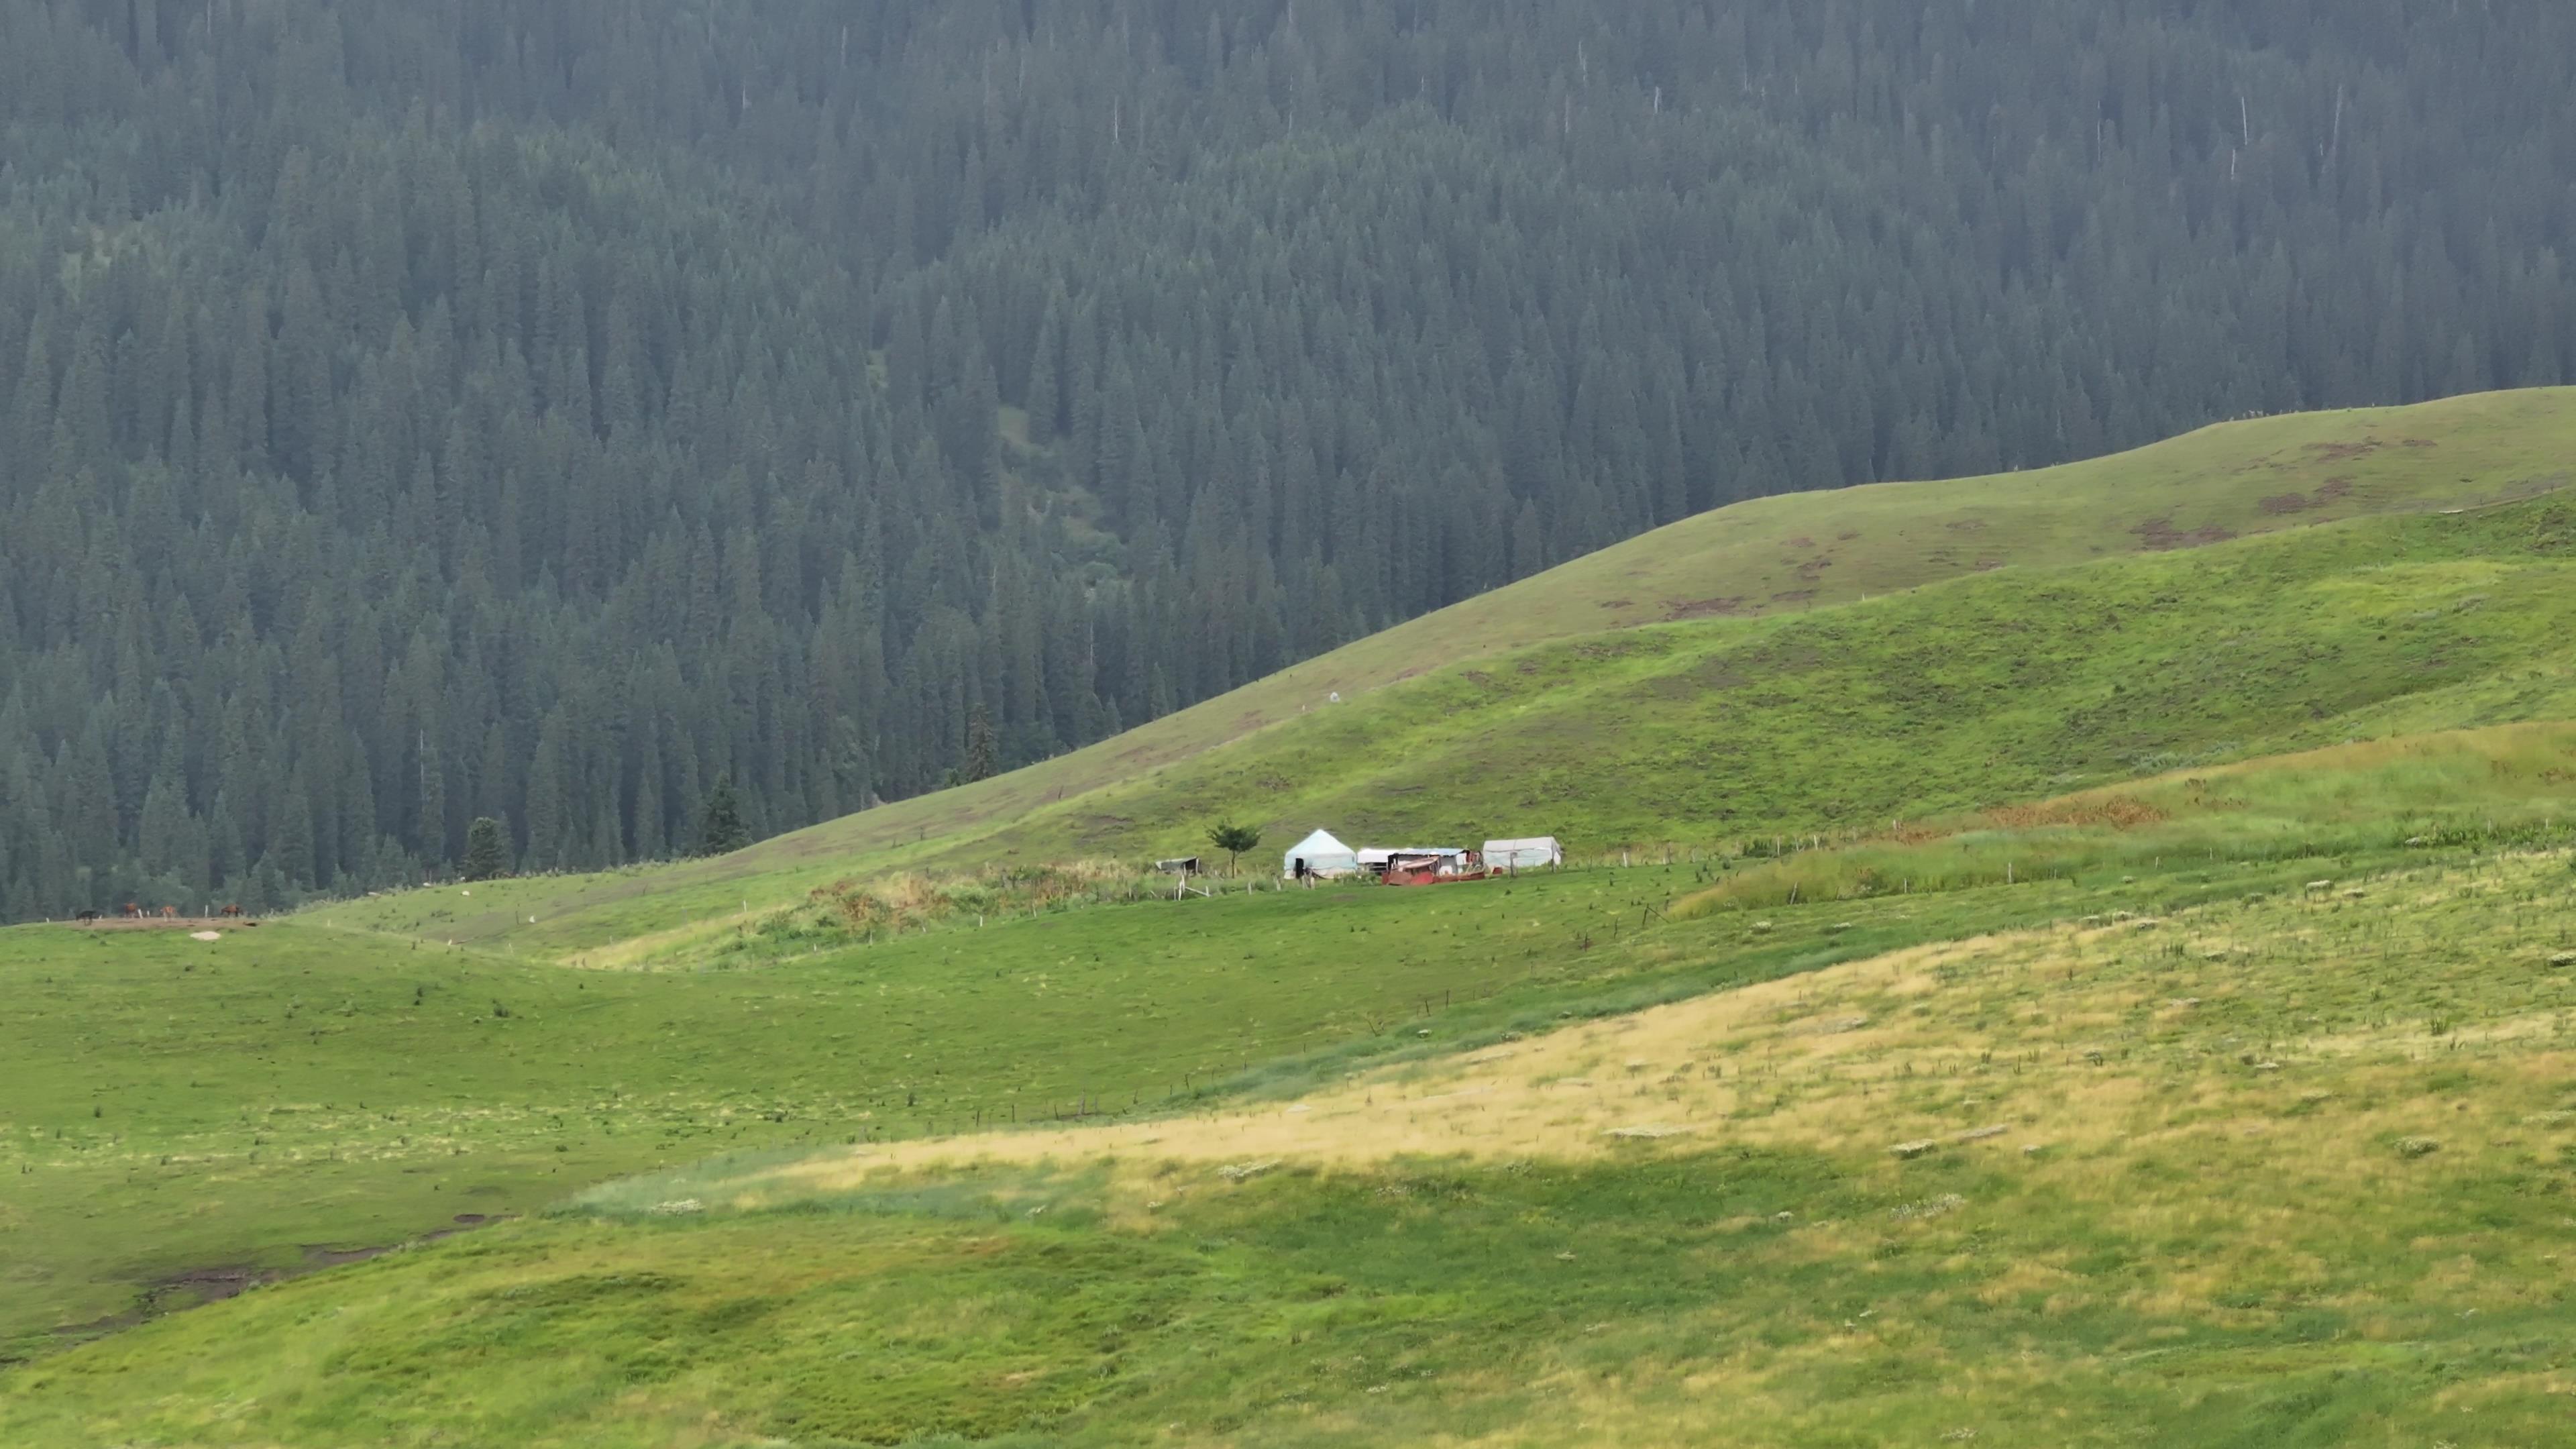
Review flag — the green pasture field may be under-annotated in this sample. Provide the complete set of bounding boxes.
[0,867,2078,1361]
[11,713,2573,1373]
[305,388,2576,957]
[8,844,2572,1446]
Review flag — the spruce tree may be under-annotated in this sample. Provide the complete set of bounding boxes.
[462,817,509,882]
[694,776,751,857]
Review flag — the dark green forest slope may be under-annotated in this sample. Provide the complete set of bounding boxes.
[4,0,2575,918]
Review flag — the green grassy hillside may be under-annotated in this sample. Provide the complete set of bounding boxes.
[317,455,2576,963]
[310,389,2576,959]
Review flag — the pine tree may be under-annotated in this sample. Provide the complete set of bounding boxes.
[694,775,751,857]
[462,816,509,882]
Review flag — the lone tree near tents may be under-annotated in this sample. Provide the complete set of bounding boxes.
[462,816,510,881]
[696,776,752,857]
[1205,819,1262,876]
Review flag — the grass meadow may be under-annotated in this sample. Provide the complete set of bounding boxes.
[7,845,2571,1446]
[6,861,2105,1362]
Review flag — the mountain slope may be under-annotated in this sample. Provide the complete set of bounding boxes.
[20,3,2576,918]
[308,390,2576,955]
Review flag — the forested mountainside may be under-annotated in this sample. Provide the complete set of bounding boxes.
[2,2,2573,918]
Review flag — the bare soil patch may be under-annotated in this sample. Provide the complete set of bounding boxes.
[62,917,258,932]
[1664,596,1747,621]
[53,1218,513,1342]
[2257,476,2358,515]
[2131,516,2238,551]
[1986,796,2169,829]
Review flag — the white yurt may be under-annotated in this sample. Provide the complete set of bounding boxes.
[1283,828,1360,878]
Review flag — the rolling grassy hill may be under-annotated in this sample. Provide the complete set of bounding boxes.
[12,392,2576,1444]
[307,388,2576,959]
[315,414,2576,963]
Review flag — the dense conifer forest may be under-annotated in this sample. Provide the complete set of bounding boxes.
[2,0,2573,916]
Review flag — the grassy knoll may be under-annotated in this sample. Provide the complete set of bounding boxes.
[316,482,2576,963]
[10,846,2572,1446]
[305,388,2576,957]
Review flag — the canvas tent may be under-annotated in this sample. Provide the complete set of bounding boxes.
[1283,828,1360,878]
[1483,837,1564,870]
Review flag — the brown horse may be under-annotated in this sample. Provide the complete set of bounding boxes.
[160,905,179,920]
[219,904,246,919]
[121,902,142,918]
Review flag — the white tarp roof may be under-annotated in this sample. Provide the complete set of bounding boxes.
[1284,828,1358,871]
[1484,837,1564,865]
[1356,846,1468,864]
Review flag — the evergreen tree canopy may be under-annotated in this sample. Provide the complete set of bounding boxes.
[461,818,509,883]
[694,778,751,859]
[3,1,2574,918]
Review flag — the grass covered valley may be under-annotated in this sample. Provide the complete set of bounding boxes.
[7,393,2576,1445]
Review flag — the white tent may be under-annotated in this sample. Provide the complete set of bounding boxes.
[1483,837,1564,871]
[1283,828,1360,878]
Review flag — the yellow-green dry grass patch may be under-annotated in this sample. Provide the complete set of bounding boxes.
[11,851,2575,1446]
[663,851,2576,1203]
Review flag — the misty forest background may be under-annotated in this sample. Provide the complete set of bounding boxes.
[3,0,2574,916]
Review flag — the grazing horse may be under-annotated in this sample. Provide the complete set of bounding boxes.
[219,903,246,919]
[74,909,102,923]
[160,905,179,920]
[121,902,142,918]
